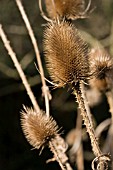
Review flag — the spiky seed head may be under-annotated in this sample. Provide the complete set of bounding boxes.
[44,20,89,87]
[21,106,59,150]
[45,0,85,20]
[89,48,113,91]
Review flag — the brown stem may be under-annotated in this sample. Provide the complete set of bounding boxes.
[103,90,113,165]
[16,0,51,117]
[76,144,84,170]
[69,109,84,170]
[74,82,101,157]
[106,90,113,124]
[0,24,40,113]
[73,82,110,169]
[76,109,84,170]
[49,141,66,170]
[49,136,73,170]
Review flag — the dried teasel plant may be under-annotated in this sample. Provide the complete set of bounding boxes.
[0,4,73,169]
[43,19,110,169]
[89,48,113,92]
[89,48,113,166]
[44,0,91,20]
[21,106,72,170]
[21,106,59,150]
[44,20,89,88]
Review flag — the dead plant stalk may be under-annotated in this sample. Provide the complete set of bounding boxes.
[16,0,50,117]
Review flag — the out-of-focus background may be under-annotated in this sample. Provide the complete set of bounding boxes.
[0,0,113,170]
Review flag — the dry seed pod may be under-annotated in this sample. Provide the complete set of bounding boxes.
[45,0,85,20]
[44,20,89,87]
[44,21,110,167]
[21,106,59,150]
[89,48,113,92]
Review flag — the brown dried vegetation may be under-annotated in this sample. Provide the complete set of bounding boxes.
[90,48,113,92]
[44,20,89,87]
[21,106,59,150]
[45,0,85,20]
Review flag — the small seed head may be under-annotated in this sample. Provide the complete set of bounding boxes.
[89,48,113,91]
[21,106,59,150]
[44,20,89,87]
[45,0,85,20]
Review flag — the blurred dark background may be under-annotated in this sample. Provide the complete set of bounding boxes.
[0,0,113,170]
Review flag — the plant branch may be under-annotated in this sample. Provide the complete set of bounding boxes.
[74,82,101,157]
[0,24,40,113]
[15,0,50,117]
[73,82,110,169]
[49,135,73,170]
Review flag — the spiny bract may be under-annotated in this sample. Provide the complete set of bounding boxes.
[44,20,89,87]
[45,0,85,20]
[21,107,59,150]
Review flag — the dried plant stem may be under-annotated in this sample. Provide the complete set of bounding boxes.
[73,82,110,169]
[106,90,113,124]
[103,90,113,161]
[76,109,84,170]
[65,163,73,170]
[49,136,73,170]
[38,0,52,22]
[95,118,111,138]
[16,0,50,117]
[49,141,66,170]
[0,24,40,113]
[69,108,84,170]
[74,82,101,157]
[76,144,84,170]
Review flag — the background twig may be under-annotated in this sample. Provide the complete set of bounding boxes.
[16,0,50,117]
[0,24,40,113]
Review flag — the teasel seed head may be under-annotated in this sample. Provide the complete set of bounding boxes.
[44,20,89,88]
[45,0,85,20]
[89,48,113,91]
[21,106,59,150]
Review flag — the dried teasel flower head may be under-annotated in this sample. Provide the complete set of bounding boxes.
[45,0,86,20]
[89,48,113,92]
[44,20,89,88]
[21,106,59,150]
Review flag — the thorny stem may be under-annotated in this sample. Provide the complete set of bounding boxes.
[0,24,40,113]
[76,82,101,156]
[16,0,50,117]
[73,81,110,169]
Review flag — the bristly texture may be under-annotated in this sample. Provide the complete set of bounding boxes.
[89,48,113,91]
[21,106,59,150]
[44,20,89,87]
[45,0,85,20]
